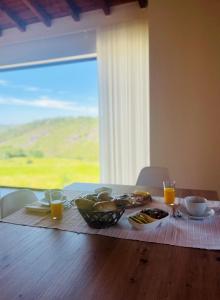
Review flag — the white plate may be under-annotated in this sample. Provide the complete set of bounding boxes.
[128,209,170,230]
[179,205,215,220]
[38,198,65,206]
[25,205,50,213]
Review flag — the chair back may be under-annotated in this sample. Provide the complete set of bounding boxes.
[0,189,38,218]
[136,167,170,187]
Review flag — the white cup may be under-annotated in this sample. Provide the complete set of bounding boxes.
[184,196,208,216]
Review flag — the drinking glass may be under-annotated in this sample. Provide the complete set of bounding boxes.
[48,190,64,220]
[163,180,176,205]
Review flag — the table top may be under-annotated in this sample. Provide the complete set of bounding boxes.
[0,184,219,300]
[65,182,219,200]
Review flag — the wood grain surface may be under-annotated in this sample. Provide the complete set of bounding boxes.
[0,184,219,300]
[1,223,220,300]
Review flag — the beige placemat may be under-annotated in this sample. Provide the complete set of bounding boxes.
[1,191,220,250]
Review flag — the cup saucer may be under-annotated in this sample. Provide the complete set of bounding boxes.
[179,205,215,220]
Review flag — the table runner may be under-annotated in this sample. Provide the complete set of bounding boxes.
[1,191,220,250]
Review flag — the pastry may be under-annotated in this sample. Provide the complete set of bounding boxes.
[93,201,117,212]
[75,198,94,210]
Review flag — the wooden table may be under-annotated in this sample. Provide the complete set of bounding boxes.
[65,182,219,200]
[0,184,219,300]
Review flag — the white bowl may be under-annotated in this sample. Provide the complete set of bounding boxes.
[128,208,170,230]
[184,196,207,216]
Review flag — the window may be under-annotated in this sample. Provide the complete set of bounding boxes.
[0,60,99,189]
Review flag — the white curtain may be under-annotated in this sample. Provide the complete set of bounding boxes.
[97,19,149,185]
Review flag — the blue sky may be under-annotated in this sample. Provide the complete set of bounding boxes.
[0,60,98,125]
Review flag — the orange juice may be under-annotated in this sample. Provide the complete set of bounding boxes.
[51,200,63,220]
[164,187,175,204]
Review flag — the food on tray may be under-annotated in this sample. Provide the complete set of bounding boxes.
[75,199,95,210]
[114,199,132,207]
[93,201,117,212]
[128,208,169,230]
[95,187,112,194]
[129,208,169,225]
[75,192,117,212]
[75,191,125,229]
[75,189,152,213]
[141,208,168,219]
[75,198,118,213]
[115,191,151,208]
[84,194,98,201]
[133,191,151,197]
[78,204,124,229]
[129,213,156,224]
[97,191,113,202]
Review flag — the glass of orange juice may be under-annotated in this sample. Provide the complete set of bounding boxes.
[163,180,176,205]
[48,190,64,220]
[51,200,63,220]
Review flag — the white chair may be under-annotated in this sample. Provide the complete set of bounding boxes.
[136,167,170,187]
[0,189,38,218]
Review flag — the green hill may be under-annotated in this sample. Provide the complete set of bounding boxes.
[0,117,99,161]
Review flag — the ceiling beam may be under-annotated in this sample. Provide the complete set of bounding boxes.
[138,0,148,8]
[22,0,51,27]
[0,3,26,32]
[65,0,80,22]
[102,0,110,15]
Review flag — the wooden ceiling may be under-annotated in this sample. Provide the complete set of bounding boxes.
[0,0,148,36]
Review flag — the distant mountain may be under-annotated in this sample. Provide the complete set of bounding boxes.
[0,125,11,134]
[0,117,99,161]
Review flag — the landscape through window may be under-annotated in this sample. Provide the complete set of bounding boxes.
[0,60,99,189]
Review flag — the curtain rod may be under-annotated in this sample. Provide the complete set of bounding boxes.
[0,53,97,72]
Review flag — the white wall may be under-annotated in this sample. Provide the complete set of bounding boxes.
[149,0,220,196]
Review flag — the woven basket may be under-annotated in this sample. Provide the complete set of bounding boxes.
[78,208,125,229]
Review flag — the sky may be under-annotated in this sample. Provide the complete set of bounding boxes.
[0,59,98,125]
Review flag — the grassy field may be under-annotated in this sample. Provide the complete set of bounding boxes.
[0,117,100,189]
[0,157,100,189]
[0,117,99,160]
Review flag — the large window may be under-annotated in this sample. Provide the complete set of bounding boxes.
[0,60,99,189]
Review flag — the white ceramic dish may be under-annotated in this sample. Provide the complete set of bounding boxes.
[25,205,51,213]
[179,205,215,220]
[128,209,170,230]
